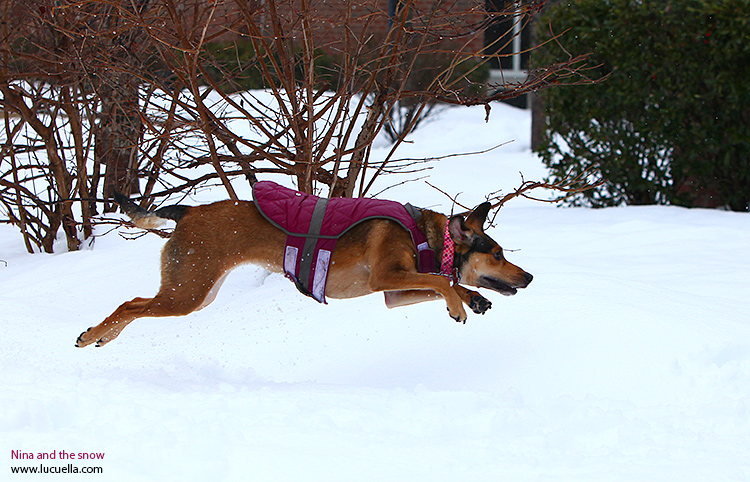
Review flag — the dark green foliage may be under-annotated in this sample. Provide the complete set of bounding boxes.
[202,40,341,93]
[535,0,750,210]
[203,41,265,92]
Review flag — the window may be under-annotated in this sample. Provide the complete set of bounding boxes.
[485,1,532,82]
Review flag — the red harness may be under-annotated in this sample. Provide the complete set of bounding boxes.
[253,181,439,303]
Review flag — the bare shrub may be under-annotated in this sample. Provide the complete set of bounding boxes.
[1,0,594,252]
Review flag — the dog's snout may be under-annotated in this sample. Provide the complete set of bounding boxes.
[523,272,533,286]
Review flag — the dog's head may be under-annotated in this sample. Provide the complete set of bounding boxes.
[448,202,533,296]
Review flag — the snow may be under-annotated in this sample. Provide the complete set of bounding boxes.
[2,102,750,481]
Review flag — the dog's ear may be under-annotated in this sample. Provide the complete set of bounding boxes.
[448,215,473,246]
[464,202,491,231]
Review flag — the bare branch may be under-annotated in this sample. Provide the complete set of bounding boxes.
[491,167,605,210]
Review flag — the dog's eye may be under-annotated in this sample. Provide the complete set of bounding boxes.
[493,249,504,261]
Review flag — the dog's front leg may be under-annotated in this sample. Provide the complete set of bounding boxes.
[452,285,492,315]
[384,285,491,315]
[369,270,467,323]
[383,289,441,308]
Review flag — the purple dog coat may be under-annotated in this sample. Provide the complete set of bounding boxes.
[253,181,437,303]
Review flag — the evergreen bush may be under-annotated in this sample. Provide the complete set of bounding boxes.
[535,0,750,210]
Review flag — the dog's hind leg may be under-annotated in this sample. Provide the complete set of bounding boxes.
[75,278,222,347]
[76,237,231,347]
[76,296,160,348]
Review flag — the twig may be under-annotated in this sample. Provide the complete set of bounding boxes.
[489,167,605,211]
[427,166,605,219]
[425,181,472,212]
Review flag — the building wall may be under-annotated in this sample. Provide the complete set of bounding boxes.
[210,0,486,56]
[308,0,486,54]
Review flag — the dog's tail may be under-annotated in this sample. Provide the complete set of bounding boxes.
[113,191,188,229]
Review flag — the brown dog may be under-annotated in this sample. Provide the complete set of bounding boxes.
[76,191,532,348]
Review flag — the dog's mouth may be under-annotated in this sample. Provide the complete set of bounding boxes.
[478,276,519,296]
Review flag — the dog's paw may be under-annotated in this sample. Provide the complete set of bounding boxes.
[469,293,492,314]
[75,327,103,348]
[447,307,468,324]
